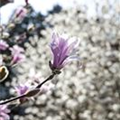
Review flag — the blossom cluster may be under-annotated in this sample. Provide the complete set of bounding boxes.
[0,31,79,119]
[0,0,80,119]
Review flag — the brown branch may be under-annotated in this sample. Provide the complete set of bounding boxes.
[0,73,55,105]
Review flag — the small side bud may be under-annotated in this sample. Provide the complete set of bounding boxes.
[25,89,40,97]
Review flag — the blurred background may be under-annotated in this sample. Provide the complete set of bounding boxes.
[0,0,120,120]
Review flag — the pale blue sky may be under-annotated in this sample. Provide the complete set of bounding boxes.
[0,0,119,24]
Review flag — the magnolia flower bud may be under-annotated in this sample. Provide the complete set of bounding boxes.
[10,45,25,65]
[50,32,79,71]
[25,89,40,97]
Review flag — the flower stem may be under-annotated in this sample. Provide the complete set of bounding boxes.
[0,94,26,105]
[36,74,55,88]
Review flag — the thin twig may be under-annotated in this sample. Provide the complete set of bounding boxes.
[0,94,26,105]
[36,74,55,88]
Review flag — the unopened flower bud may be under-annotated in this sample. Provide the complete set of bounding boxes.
[25,89,40,97]
[10,45,25,65]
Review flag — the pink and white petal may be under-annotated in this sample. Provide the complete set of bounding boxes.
[62,55,79,67]
[51,32,60,46]
[0,117,4,120]
[0,113,10,120]
[66,37,79,55]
